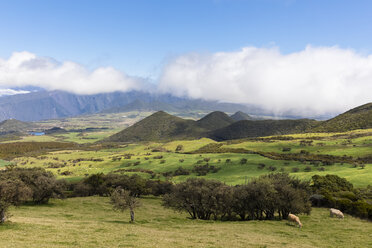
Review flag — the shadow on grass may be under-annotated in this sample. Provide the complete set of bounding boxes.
[104,220,133,225]
[22,201,57,207]
[0,222,22,230]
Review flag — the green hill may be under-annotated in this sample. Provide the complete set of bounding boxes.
[107,111,207,142]
[312,103,372,132]
[108,111,321,142]
[230,111,252,121]
[209,119,318,141]
[0,119,35,134]
[196,111,235,130]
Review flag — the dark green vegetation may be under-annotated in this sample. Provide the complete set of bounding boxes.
[0,167,63,223]
[312,102,372,132]
[311,174,372,219]
[163,174,311,221]
[209,119,318,141]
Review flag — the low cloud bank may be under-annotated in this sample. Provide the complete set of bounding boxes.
[158,46,372,117]
[0,51,143,95]
[1,47,372,117]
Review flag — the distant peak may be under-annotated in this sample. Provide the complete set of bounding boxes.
[230,111,251,121]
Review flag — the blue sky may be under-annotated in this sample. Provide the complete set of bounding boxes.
[0,0,372,116]
[1,0,371,77]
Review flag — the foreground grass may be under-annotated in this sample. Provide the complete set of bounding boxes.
[1,197,371,248]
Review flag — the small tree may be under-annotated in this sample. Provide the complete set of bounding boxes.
[0,179,32,224]
[110,187,141,223]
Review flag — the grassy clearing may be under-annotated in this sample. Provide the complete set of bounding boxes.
[1,196,370,248]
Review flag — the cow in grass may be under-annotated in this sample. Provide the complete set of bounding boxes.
[288,213,302,228]
[330,208,344,219]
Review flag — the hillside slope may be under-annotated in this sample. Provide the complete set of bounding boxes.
[230,111,252,121]
[0,119,36,135]
[209,119,319,141]
[196,111,235,130]
[311,103,372,132]
[107,111,207,142]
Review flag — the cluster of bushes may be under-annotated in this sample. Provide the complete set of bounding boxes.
[163,173,311,221]
[257,151,372,166]
[0,167,64,223]
[72,173,173,197]
[192,164,220,176]
[310,174,372,220]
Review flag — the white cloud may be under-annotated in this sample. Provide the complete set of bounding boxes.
[0,88,30,97]
[0,51,144,95]
[158,46,372,117]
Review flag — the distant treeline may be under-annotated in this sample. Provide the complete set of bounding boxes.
[0,142,77,160]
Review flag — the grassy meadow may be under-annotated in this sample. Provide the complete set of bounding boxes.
[1,196,371,248]
[9,129,372,187]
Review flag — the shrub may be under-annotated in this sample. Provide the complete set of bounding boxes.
[173,167,190,176]
[240,158,248,164]
[304,166,312,172]
[258,163,266,169]
[175,145,184,152]
[0,168,63,204]
[292,167,299,172]
[192,164,220,176]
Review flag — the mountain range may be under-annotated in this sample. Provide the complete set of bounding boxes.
[0,90,260,122]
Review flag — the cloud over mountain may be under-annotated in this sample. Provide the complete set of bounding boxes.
[1,47,372,117]
[0,52,144,95]
[158,46,372,116]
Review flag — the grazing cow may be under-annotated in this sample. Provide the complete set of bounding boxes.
[288,213,302,228]
[330,208,344,219]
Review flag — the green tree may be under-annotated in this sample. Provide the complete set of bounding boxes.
[0,179,32,224]
[110,187,141,223]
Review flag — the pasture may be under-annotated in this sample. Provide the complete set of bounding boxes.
[10,129,372,187]
[1,196,370,248]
